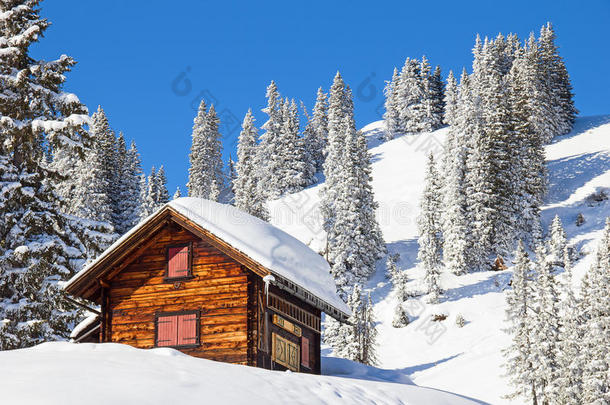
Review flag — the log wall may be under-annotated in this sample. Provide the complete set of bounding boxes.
[106,224,249,365]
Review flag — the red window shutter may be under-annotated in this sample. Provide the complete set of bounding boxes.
[177,313,198,346]
[157,315,178,347]
[301,336,310,368]
[168,246,190,278]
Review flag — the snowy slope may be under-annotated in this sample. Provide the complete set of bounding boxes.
[268,115,610,404]
[0,342,482,405]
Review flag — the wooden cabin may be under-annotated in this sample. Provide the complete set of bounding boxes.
[64,197,349,374]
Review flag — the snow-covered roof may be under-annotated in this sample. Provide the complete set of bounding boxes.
[65,197,349,318]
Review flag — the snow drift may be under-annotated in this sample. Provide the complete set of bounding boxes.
[0,342,482,405]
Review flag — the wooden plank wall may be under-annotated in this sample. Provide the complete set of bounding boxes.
[254,284,322,374]
[107,224,249,364]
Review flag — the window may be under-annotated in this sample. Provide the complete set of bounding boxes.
[272,333,299,372]
[166,243,192,280]
[155,311,199,348]
[301,336,310,368]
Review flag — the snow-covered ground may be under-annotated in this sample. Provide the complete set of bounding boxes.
[268,115,610,404]
[0,342,482,405]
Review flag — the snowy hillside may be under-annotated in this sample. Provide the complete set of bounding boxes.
[268,115,610,404]
[0,342,482,405]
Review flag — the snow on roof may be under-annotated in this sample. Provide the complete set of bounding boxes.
[66,197,349,316]
[168,198,349,315]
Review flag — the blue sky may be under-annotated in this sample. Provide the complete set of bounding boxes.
[32,0,610,194]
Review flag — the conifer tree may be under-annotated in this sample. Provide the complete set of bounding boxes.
[538,22,577,136]
[117,140,144,232]
[321,72,350,243]
[173,186,181,200]
[187,101,224,200]
[383,67,402,139]
[306,88,328,171]
[418,153,443,303]
[548,215,567,266]
[397,58,425,134]
[443,70,459,126]
[234,109,269,220]
[276,98,313,195]
[325,115,384,299]
[531,245,561,404]
[0,0,92,348]
[580,218,610,403]
[257,81,284,199]
[392,302,409,328]
[555,246,584,404]
[155,166,170,206]
[503,241,537,403]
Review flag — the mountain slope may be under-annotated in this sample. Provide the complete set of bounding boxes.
[268,115,610,404]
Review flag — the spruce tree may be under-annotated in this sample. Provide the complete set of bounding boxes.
[155,166,170,206]
[531,245,561,404]
[257,81,284,199]
[0,0,94,348]
[306,88,328,171]
[392,302,409,328]
[383,67,402,139]
[580,218,610,403]
[325,115,384,299]
[503,241,537,403]
[443,70,459,126]
[397,58,425,134]
[234,109,269,220]
[117,140,144,231]
[173,186,181,200]
[418,153,443,303]
[320,72,350,244]
[548,215,567,267]
[538,22,577,136]
[555,246,584,404]
[187,101,224,200]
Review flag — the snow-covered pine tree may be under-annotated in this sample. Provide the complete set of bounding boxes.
[187,101,224,200]
[441,123,470,275]
[418,153,443,303]
[138,173,150,219]
[503,241,537,403]
[116,140,144,232]
[392,301,409,328]
[332,285,378,366]
[443,70,459,126]
[173,187,181,200]
[155,166,170,206]
[420,60,444,132]
[305,88,328,171]
[71,108,114,224]
[508,38,546,247]
[234,109,269,220]
[0,0,98,348]
[548,215,567,267]
[397,58,425,134]
[257,81,284,200]
[580,218,610,403]
[227,155,237,199]
[555,246,584,404]
[320,72,350,243]
[360,292,379,366]
[144,166,158,216]
[538,22,577,137]
[276,98,313,195]
[325,115,384,299]
[383,67,402,140]
[531,245,561,404]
